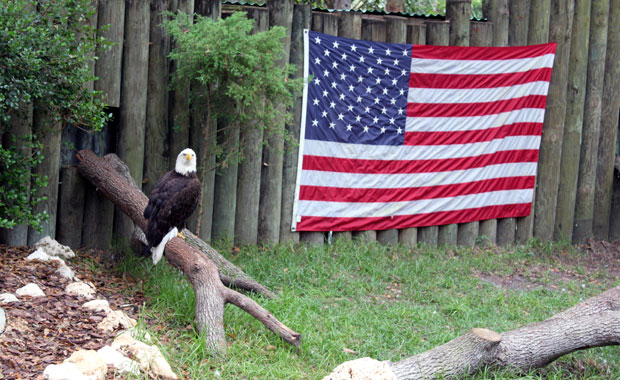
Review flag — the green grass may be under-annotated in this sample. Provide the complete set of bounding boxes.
[114,239,620,379]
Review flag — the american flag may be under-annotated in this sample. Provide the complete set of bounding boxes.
[291,30,556,232]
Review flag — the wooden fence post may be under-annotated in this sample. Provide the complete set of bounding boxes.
[532,0,575,243]
[528,0,552,243]
[398,19,426,248]
[0,104,33,246]
[469,21,497,244]
[374,15,407,246]
[144,0,171,196]
[258,0,293,245]
[554,0,590,241]
[508,0,529,46]
[418,20,448,248]
[573,0,609,243]
[57,166,86,248]
[95,0,124,108]
[593,0,620,240]
[168,0,194,169]
[114,0,150,243]
[446,0,477,248]
[235,6,268,246]
[28,108,62,245]
[485,0,516,245]
[188,1,219,242]
[280,4,311,244]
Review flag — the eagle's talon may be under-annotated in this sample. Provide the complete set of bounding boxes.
[177,232,186,240]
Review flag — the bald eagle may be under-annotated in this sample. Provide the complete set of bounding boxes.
[143,148,201,265]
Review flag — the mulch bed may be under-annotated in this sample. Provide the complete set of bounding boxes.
[0,244,147,379]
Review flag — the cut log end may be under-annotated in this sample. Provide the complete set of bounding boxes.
[471,327,502,342]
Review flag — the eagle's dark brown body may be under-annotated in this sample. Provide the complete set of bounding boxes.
[144,170,201,253]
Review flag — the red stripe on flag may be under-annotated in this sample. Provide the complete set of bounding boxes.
[411,43,557,60]
[404,122,543,146]
[409,68,553,89]
[407,95,548,118]
[299,176,535,203]
[295,203,533,231]
[302,149,540,174]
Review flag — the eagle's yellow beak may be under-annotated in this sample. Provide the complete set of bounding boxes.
[186,153,192,161]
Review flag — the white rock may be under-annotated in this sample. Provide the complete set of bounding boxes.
[65,281,95,299]
[97,345,140,376]
[322,358,397,380]
[0,307,5,335]
[43,362,92,380]
[35,236,75,258]
[0,293,19,304]
[56,265,75,280]
[82,299,112,314]
[16,283,45,297]
[97,310,137,333]
[63,349,107,380]
[112,330,178,380]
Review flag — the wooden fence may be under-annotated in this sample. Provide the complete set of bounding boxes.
[2,0,620,250]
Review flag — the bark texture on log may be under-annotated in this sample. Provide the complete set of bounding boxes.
[76,149,297,352]
[326,286,620,380]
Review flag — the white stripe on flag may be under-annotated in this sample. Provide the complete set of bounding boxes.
[302,135,541,161]
[405,108,545,133]
[299,162,538,189]
[296,189,534,218]
[410,54,555,75]
[408,81,550,104]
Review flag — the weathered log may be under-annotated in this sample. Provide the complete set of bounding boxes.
[234,7,268,246]
[593,0,620,240]
[532,0,574,242]
[508,0,529,46]
[76,149,296,352]
[143,0,171,196]
[573,0,609,243]
[115,0,150,243]
[95,0,124,107]
[258,0,294,244]
[280,3,310,245]
[28,106,62,245]
[555,0,591,241]
[325,285,620,379]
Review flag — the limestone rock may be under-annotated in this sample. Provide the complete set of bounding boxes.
[63,349,107,380]
[82,299,112,314]
[97,310,137,333]
[0,293,19,304]
[0,307,5,335]
[56,265,75,280]
[43,362,92,380]
[322,358,397,380]
[35,236,75,258]
[112,330,178,380]
[65,281,95,299]
[97,345,140,376]
[16,283,45,297]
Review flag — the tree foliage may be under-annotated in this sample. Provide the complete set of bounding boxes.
[163,11,303,168]
[0,0,109,230]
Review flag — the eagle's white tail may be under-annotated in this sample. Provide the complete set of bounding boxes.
[151,227,178,265]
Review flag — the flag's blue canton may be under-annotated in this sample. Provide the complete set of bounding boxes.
[305,31,412,146]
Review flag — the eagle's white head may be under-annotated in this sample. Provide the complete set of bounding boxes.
[175,148,197,176]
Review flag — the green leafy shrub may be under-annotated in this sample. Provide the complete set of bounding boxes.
[163,10,303,168]
[0,0,108,230]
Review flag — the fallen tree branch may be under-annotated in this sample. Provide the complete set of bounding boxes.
[76,149,299,352]
[324,285,620,380]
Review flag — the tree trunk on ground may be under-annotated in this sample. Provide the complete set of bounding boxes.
[324,286,620,380]
[76,149,297,353]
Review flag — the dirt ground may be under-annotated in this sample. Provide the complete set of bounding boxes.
[0,244,146,379]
